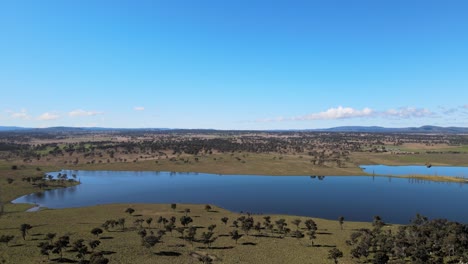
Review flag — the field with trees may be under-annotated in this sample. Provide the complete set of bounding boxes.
[1,129,468,263]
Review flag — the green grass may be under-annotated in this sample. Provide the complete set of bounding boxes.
[0,203,376,264]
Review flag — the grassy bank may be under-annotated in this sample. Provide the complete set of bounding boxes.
[0,203,376,264]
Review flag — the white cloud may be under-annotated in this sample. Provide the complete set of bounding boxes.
[68,109,103,117]
[7,109,30,120]
[293,106,374,120]
[464,104,468,109]
[382,107,433,118]
[257,106,436,123]
[134,106,145,111]
[37,112,60,121]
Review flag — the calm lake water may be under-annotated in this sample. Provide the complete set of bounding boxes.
[12,167,468,224]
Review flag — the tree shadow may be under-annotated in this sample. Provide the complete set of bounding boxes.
[241,242,257,246]
[100,236,114,240]
[168,244,185,248]
[314,244,336,248]
[252,234,274,238]
[50,257,78,263]
[101,250,117,255]
[197,246,234,250]
[317,232,333,235]
[154,251,182,256]
[9,243,25,247]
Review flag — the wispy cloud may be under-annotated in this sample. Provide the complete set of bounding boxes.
[68,109,103,117]
[258,106,434,123]
[382,107,433,118]
[7,109,30,120]
[134,106,145,111]
[37,112,60,121]
[464,104,468,109]
[293,106,373,121]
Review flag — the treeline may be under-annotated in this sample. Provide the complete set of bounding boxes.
[347,214,468,263]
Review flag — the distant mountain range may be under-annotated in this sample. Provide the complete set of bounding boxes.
[0,125,467,134]
[313,125,468,133]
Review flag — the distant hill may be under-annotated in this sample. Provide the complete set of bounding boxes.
[315,125,468,133]
[1,125,468,134]
[0,126,30,131]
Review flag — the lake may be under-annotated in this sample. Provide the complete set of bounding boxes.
[12,166,468,224]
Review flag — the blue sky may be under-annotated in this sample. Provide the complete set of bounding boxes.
[1,0,467,129]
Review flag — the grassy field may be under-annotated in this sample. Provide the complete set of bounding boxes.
[0,150,467,263]
[0,203,377,264]
[351,152,468,167]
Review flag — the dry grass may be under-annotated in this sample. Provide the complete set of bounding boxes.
[351,152,468,167]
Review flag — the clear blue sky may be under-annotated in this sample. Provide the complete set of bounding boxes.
[1,0,467,129]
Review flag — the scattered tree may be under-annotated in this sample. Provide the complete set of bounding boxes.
[0,235,14,247]
[125,207,135,215]
[20,223,32,240]
[338,216,345,230]
[91,227,103,237]
[328,248,344,264]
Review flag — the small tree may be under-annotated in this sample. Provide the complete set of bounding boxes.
[125,208,135,216]
[184,208,191,216]
[241,217,254,236]
[328,248,344,264]
[338,216,345,230]
[201,232,217,249]
[254,222,262,235]
[208,224,217,232]
[221,217,229,225]
[305,219,317,232]
[0,235,14,246]
[20,223,32,240]
[373,215,385,230]
[38,242,53,260]
[292,219,302,230]
[291,230,304,244]
[175,227,185,239]
[46,233,56,243]
[146,217,153,228]
[275,219,287,237]
[118,218,126,231]
[138,229,147,240]
[186,226,197,246]
[142,235,160,250]
[205,204,212,212]
[165,222,175,236]
[307,230,317,246]
[72,239,88,261]
[89,252,109,264]
[171,203,177,211]
[52,235,70,261]
[229,230,243,244]
[180,216,193,227]
[89,240,101,252]
[91,227,103,238]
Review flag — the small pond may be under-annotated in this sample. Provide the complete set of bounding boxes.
[12,167,468,224]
